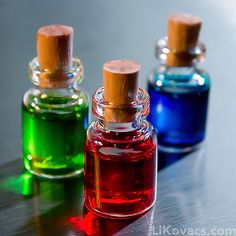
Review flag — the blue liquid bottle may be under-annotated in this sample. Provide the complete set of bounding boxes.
[148,13,210,152]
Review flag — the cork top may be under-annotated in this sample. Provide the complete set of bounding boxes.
[37,24,73,70]
[168,13,201,51]
[103,60,140,105]
[102,60,141,123]
[167,13,202,66]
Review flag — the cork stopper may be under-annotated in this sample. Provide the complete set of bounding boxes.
[167,13,202,66]
[36,24,73,87]
[103,60,140,122]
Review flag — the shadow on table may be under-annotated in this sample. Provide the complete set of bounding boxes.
[158,150,190,170]
[67,207,139,236]
[0,162,84,235]
[158,144,206,170]
[0,159,154,236]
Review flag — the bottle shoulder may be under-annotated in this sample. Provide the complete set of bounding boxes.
[23,86,89,114]
[148,65,210,93]
[86,121,157,152]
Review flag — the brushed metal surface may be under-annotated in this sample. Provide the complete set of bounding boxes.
[1,147,236,235]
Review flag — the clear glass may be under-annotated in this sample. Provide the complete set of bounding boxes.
[84,88,157,218]
[148,37,210,153]
[22,57,89,179]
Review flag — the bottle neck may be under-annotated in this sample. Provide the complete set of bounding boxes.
[28,57,83,89]
[164,64,196,75]
[97,119,142,132]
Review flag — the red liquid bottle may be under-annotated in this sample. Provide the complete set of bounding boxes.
[84,60,157,218]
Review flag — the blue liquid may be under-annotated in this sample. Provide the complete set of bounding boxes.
[148,72,210,149]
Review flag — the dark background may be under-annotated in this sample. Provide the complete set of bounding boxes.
[0,0,236,235]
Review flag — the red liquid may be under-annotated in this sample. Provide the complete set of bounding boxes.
[84,122,157,218]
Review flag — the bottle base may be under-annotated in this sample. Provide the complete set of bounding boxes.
[25,167,84,180]
[84,200,156,219]
[23,153,84,180]
[158,141,204,154]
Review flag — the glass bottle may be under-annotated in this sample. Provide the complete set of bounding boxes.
[148,14,210,152]
[22,25,89,179]
[84,60,157,218]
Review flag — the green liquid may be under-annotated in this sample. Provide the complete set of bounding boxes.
[22,95,88,179]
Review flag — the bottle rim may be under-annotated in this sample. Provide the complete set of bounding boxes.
[28,57,83,87]
[92,87,150,122]
[155,37,206,64]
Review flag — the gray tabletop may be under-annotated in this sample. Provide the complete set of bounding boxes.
[0,0,236,235]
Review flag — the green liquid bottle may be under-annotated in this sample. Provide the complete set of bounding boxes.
[22,25,89,179]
